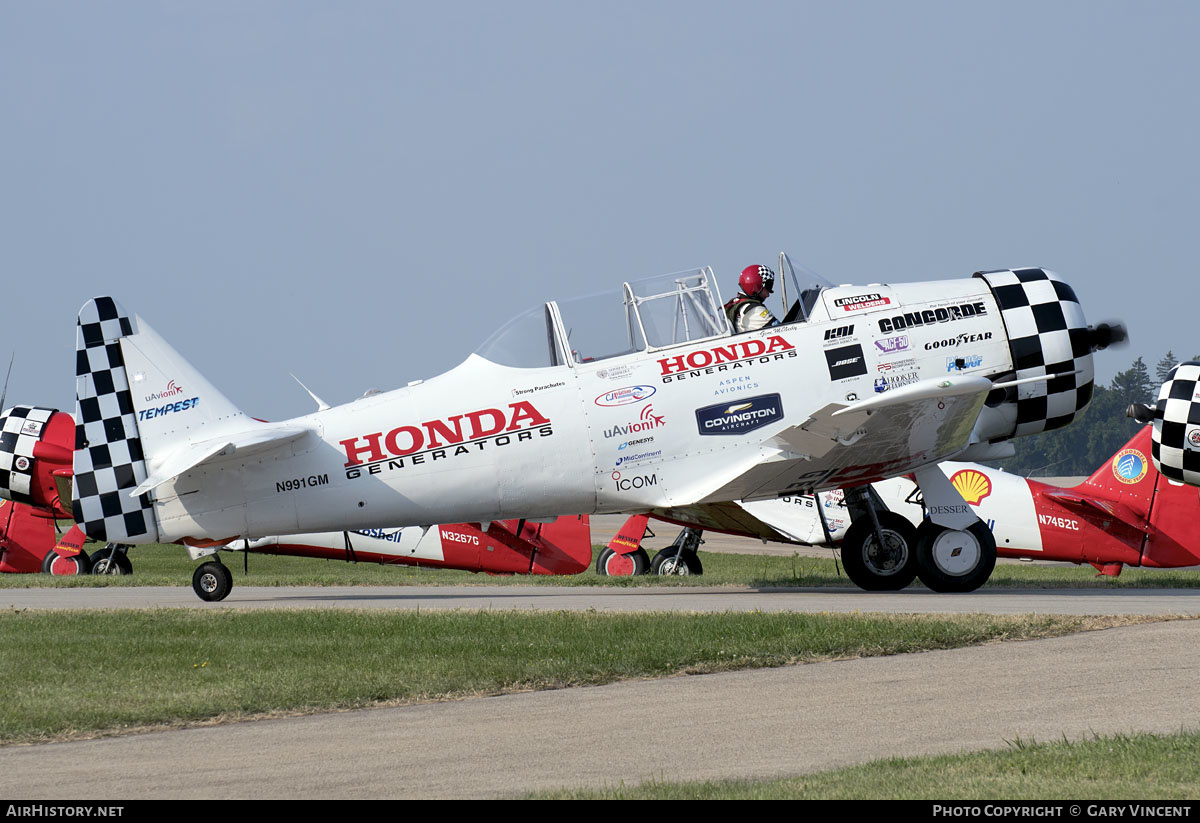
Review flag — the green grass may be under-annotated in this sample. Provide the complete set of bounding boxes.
[0,609,1134,745]
[531,731,1200,799]
[3,542,1198,589]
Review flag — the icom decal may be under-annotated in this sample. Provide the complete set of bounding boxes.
[834,294,890,312]
[696,394,783,436]
[877,302,988,334]
[603,405,666,439]
[924,332,993,350]
[1112,448,1148,485]
[658,336,797,383]
[949,469,992,506]
[874,335,910,354]
[611,471,658,491]
[594,385,656,407]
[825,345,868,381]
[341,401,553,479]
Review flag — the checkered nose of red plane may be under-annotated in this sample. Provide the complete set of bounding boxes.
[0,406,75,514]
[1151,361,1200,487]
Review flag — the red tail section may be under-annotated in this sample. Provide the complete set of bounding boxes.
[0,500,58,573]
[1075,425,1158,520]
[607,513,649,556]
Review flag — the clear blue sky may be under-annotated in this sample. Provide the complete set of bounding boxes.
[2,2,1196,420]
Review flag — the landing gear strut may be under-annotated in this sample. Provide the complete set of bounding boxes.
[650,527,704,576]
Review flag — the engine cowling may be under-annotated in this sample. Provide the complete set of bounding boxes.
[0,405,75,518]
[1149,361,1200,487]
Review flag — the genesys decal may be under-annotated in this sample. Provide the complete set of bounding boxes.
[949,469,992,506]
[825,345,868,381]
[658,336,797,383]
[341,401,553,479]
[696,393,783,436]
[512,380,566,398]
[1112,448,1148,485]
[603,405,666,439]
[924,332,993,350]
[618,436,654,450]
[594,385,655,407]
[877,302,988,334]
[834,293,891,312]
[138,396,200,421]
[946,355,984,371]
[875,335,910,354]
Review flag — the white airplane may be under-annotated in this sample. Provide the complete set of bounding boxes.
[1128,360,1200,487]
[0,253,1122,592]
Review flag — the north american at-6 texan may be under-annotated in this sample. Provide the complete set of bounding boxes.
[0,254,1124,591]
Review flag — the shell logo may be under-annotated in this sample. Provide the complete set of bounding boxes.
[949,469,992,506]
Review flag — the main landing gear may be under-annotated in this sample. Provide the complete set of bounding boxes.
[90,544,133,575]
[192,560,233,602]
[838,491,918,591]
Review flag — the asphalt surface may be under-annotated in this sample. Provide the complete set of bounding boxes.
[1,619,1197,799]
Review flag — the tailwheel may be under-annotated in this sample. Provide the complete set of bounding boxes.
[595,547,650,576]
[90,545,133,575]
[914,520,996,593]
[192,561,233,602]
[42,549,92,576]
[839,511,918,591]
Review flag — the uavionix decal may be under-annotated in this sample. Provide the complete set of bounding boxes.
[340,401,552,479]
[658,336,797,383]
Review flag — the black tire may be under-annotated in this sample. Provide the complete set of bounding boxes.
[914,520,997,593]
[839,512,918,591]
[90,546,133,576]
[595,546,649,576]
[41,549,92,576]
[650,548,703,576]
[192,561,233,602]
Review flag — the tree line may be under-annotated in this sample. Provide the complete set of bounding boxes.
[990,351,1198,478]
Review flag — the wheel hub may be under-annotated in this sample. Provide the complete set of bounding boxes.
[864,530,907,574]
[200,573,219,593]
[931,529,981,575]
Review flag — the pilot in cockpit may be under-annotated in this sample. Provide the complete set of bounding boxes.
[724,265,780,333]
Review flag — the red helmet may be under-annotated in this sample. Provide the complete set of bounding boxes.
[739,264,775,296]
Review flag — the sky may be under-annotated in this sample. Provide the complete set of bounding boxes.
[2,1,1197,420]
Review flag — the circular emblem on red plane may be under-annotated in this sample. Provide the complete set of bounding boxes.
[14,456,30,471]
[1112,449,1148,485]
[1188,429,1200,449]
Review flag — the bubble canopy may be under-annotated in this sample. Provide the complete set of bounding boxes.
[474,257,833,368]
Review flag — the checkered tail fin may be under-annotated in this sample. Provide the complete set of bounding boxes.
[74,297,249,543]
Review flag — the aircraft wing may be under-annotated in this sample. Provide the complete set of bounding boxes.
[1039,488,1153,536]
[679,375,994,505]
[651,501,803,543]
[131,423,313,497]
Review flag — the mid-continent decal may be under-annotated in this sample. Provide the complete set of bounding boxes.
[696,393,783,436]
[877,302,988,334]
[340,401,552,479]
[657,336,797,383]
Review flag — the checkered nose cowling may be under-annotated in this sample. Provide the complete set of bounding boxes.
[73,297,160,543]
[973,268,1096,437]
[0,405,72,509]
[1151,361,1200,487]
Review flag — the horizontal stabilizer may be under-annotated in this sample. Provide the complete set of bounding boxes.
[1040,489,1153,535]
[131,423,312,497]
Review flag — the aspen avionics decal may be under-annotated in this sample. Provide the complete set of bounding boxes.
[657,336,797,383]
[340,401,553,479]
[949,468,992,505]
[1112,448,1148,485]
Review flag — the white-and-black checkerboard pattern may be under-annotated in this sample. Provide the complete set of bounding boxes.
[974,268,1094,437]
[1152,361,1200,487]
[73,296,159,543]
[0,405,57,505]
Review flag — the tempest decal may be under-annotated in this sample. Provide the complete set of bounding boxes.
[276,474,329,493]
[658,336,796,383]
[1112,449,1148,485]
[949,469,992,505]
[825,345,868,381]
[595,386,655,407]
[696,394,783,436]
[877,302,988,334]
[138,396,200,421]
[835,294,890,312]
[603,405,666,439]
